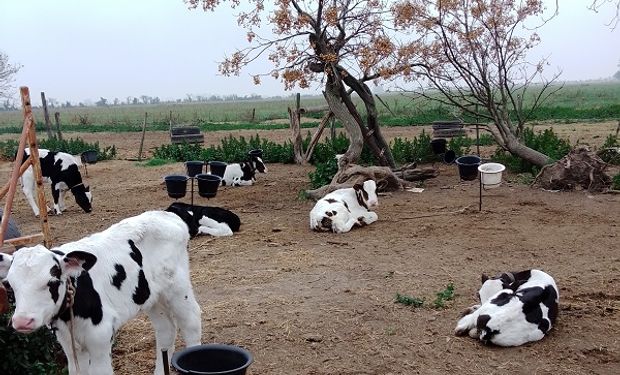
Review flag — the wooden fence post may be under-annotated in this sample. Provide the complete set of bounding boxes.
[138,112,148,161]
[40,91,54,139]
[54,112,63,140]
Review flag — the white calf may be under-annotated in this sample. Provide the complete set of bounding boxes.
[455,269,559,347]
[20,148,92,216]
[221,155,267,186]
[0,211,201,375]
[309,179,379,233]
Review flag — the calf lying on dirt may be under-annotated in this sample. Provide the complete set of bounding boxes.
[221,155,267,186]
[309,179,379,233]
[166,202,241,237]
[455,269,559,347]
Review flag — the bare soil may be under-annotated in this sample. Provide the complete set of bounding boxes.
[1,121,619,374]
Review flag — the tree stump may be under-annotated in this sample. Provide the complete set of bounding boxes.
[532,145,612,192]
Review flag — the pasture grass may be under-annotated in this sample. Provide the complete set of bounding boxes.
[1,82,618,130]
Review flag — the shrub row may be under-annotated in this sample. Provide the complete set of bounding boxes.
[0,137,117,161]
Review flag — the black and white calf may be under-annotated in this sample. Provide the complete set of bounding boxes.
[20,148,92,216]
[455,269,559,347]
[166,202,241,237]
[309,179,379,233]
[221,155,267,186]
[0,211,201,375]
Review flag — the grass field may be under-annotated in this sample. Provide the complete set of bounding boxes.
[0,81,618,132]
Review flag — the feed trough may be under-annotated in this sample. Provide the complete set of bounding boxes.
[208,161,228,178]
[196,174,221,198]
[171,344,253,375]
[455,155,481,181]
[478,162,506,189]
[164,175,189,199]
[185,161,204,178]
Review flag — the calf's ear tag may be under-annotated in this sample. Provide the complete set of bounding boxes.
[0,283,9,314]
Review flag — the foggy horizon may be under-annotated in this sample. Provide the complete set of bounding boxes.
[1,0,619,107]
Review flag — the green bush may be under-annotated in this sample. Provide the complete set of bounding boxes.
[612,173,620,190]
[492,127,571,174]
[0,300,65,374]
[0,137,117,161]
[308,157,338,189]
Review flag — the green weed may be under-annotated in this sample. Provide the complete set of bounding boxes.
[395,293,425,308]
[433,283,456,309]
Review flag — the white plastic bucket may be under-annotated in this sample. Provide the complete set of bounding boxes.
[478,162,506,189]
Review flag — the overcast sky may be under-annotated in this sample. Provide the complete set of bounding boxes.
[1,0,618,105]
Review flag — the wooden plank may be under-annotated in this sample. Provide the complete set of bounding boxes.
[0,233,45,254]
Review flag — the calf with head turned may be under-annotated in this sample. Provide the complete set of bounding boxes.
[309,179,379,234]
[0,211,201,375]
[166,202,241,237]
[455,269,559,347]
[20,148,92,216]
[221,154,267,186]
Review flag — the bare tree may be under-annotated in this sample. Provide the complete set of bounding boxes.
[588,0,620,29]
[188,0,401,168]
[0,51,21,99]
[392,0,562,167]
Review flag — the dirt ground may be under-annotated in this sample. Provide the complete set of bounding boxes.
[1,121,619,374]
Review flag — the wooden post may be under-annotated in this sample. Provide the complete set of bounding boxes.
[26,90,53,247]
[54,111,63,140]
[0,87,52,249]
[40,91,54,139]
[295,93,301,126]
[138,112,148,161]
[288,107,305,164]
[251,108,256,122]
[304,112,334,161]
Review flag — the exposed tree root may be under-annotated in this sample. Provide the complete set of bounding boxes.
[305,155,439,200]
[532,145,612,192]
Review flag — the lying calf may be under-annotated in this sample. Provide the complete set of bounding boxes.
[309,179,379,233]
[455,269,559,347]
[221,155,267,186]
[166,202,241,237]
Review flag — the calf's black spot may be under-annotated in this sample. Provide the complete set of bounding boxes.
[132,270,150,305]
[128,240,143,267]
[320,217,332,229]
[47,280,60,303]
[60,272,103,325]
[490,292,513,306]
[111,264,127,290]
[325,198,337,204]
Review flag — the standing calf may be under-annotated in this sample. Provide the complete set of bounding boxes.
[0,211,202,375]
[309,180,379,233]
[166,202,241,237]
[20,148,92,216]
[455,269,559,347]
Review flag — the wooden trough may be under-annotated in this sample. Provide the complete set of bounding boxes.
[432,120,467,138]
[170,125,204,145]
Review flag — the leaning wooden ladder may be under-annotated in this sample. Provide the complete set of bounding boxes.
[0,86,52,254]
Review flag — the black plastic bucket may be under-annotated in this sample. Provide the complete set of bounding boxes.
[81,150,98,164]
[164,175,188,199]
[430,139,447,155]
[185,161,204,178]
[455,155,481,181]
[208,161,228,178]
[196,174,221,198]
[443,150,456,164]
[171,344,253,375]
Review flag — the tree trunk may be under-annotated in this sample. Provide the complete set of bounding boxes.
[287,107,306,164]
[504,132,553,167]
[323,84,363,162]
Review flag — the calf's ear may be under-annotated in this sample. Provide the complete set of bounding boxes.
[0,253,13,279]
[62,251,97,276]
[353,183,363,191]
